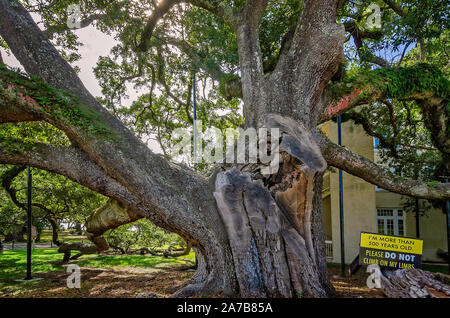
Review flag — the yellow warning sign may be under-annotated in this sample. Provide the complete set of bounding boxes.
[360,232,423,255]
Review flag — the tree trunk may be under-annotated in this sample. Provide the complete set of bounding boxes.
[48,218,61,246]
[74,222,82,235]
[209,114,335,297]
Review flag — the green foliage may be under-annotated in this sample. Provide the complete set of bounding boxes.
[0,165,107,241]
[0,65,115,140]
[105,219,185,253]
[370,64,449,99]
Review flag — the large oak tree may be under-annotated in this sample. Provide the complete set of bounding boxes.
[0,0,449,297]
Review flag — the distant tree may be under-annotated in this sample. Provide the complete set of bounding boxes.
[105,218,185,254]
[0,164,106,245]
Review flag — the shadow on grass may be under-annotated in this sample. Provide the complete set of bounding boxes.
[0,248,193,286]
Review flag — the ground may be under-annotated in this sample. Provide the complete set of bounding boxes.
[0,248,196,298]
[0,247,448,298]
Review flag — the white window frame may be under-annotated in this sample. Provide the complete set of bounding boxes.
[376,208,405,236]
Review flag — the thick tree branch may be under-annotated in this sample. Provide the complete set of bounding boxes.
[237,0,269,28]
[232,0,269,127]
[315,132,450,200]
[137,0,181,52]
[320,85,380,123]
[269,0,345,122]
[0,67,44,123]
[0,140,143,213]
[0,0,100,108]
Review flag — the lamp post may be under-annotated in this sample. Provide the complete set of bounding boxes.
[338,115,345,277]
[14,167,42,283]
[25,166,32,280]
[445,177,450,274]
[193,72,197,165]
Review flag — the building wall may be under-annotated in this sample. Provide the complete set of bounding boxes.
[321,120,377,263]
[322,196,332,241]
[376,191,448,262]
[320,119,448,264]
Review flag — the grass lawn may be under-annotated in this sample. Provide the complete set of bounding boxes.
[0,249,196,297]
[37,230,87,243]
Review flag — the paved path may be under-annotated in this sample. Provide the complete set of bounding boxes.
[1,242,57,250]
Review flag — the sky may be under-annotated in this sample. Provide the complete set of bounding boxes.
[1,19,113,98]
[0,15,164,153]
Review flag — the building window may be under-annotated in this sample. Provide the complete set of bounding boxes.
[376,208,405,236]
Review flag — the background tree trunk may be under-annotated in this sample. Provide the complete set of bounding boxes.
[48,218,61,246]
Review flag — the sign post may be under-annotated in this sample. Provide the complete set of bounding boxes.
[193,72,197,166]
[359,232,423,270]
[26,166,32,280]
[337,115,345,277]
[444,177,450,274]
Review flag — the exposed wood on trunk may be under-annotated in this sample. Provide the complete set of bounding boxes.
[214,168,328,298]
[265,114,327,172]
[214,170,266,298]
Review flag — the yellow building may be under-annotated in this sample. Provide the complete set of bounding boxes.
[321,120,448,263]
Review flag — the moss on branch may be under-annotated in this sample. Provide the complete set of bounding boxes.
[0,65,117,141]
